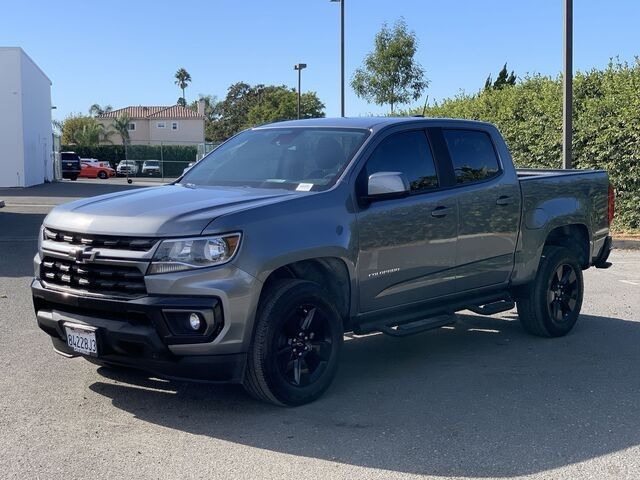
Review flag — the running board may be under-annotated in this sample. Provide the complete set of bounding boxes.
[379,314,456,337]
[466,300,515,316]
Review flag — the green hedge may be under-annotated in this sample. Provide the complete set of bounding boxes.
[409,60,640,230]
[63,144,199,177]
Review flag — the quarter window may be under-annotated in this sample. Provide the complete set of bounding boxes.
[442,129,500,184]
[364,130,438,192]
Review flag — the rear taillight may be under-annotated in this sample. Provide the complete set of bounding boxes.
[608,183,615,225]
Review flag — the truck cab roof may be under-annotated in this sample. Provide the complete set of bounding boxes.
[253,116,496,131]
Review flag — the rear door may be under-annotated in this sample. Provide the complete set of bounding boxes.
[440,128,521,291]
[355,129,458,312]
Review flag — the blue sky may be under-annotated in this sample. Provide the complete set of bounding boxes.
[2,0,639,122]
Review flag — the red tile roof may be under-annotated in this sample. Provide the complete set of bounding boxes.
[98,105,203,119]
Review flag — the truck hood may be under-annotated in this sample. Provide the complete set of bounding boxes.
[44,185,296,236]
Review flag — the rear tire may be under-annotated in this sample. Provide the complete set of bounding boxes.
[70,175,78,181]
[243,279,343,406]
[516,246,584,337]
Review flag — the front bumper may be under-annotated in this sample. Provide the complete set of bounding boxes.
[32,280,247,383]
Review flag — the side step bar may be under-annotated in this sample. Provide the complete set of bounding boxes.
[379,314,456,337]
[466,300,515,316]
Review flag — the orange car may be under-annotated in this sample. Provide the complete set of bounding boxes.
[79,162,116,179]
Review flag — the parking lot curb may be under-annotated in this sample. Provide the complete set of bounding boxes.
[613,237,640,250]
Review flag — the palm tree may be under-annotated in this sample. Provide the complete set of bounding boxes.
[75,122,105,147]
[174,68,192,104]
[89,104,113,117]
[112,113,131,158]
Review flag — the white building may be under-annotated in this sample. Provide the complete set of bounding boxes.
[0,47,53,187]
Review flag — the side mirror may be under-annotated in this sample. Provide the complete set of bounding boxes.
[363,172,410,202]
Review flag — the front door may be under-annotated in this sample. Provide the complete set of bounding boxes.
[356,129,458,313]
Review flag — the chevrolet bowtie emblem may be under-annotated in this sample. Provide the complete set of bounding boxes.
[69,247,98,264]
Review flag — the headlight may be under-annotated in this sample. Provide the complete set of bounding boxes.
[148,233,241,275]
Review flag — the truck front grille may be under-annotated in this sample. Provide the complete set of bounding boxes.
[41,256,147,297]
[43,228,157,251]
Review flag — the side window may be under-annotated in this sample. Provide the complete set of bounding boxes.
[365,130,438,192]
[442,129,500,184]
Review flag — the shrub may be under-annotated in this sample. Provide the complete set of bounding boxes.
[410,59,640,229]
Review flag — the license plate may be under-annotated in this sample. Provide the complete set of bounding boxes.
[64,324,98,356]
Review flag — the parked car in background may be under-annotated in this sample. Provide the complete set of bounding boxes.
[78,161,115,179]
[81,158,111,168]
[182,162,195,175]
[60,152,81,181]
[141,160,161,176]
[116,160,139,176]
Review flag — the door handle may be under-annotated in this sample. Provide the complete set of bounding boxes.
[431,206,453,218]
[496,195,515,206]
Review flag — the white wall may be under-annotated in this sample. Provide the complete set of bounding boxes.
[0,49,24,187]
[20,50,53,186]
[0,47,52,187]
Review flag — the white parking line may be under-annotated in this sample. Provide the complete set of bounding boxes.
[619,280,639,286]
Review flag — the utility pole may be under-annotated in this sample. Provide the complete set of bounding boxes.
[563,0,573,169]
[330,0,345,117]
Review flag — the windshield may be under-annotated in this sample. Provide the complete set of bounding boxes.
[180,127,369,191]
[145,161,159,166]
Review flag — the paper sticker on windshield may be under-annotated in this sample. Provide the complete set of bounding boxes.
[296,183,314,192]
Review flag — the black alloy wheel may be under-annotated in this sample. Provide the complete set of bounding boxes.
[275,305,333,387]
[547,263,579,323]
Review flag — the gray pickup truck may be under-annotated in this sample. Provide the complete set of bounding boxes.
[32,117,614,405]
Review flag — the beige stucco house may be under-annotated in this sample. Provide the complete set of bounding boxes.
[97,103,205,145]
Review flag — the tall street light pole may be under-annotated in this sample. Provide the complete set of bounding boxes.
[563,0,573,169]
[330,0,345,117]
[294,63,307,120]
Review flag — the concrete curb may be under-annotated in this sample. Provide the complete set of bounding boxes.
[613,237,640,250]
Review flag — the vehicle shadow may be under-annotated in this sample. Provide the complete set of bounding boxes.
[0,181,144,199]
[89,312,640,477]
[0,212,46,277]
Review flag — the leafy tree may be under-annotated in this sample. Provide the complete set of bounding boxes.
[407,59,640,229]
[351,18,428,114]
[208,82,258,141]
[207,83,326,142]
[189,94,219,122]
[484,63,517,90]
[246,87,325,126]
[174,68,192,104]
[60,115,113,145]
[189,95,220,141]
[61,114,96,144]
[74,122,107,147]
[88,104,113,117]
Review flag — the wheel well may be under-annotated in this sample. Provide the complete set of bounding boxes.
[261,258,351,326]
[544,224,590,268]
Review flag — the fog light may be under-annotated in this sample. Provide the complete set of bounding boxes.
[189,313,201,331]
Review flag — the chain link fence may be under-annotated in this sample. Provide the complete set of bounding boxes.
[60,141,221,182]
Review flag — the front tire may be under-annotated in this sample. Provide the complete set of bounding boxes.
[243,279,343,406]
[98,171,108,179]
[516,246,584,337]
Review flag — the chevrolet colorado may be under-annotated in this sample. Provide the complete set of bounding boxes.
[32,117,614,405]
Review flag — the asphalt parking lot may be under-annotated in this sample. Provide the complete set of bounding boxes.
[0,182,639,480]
